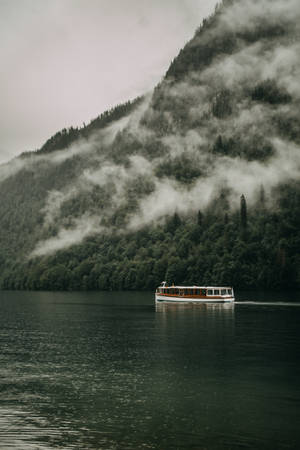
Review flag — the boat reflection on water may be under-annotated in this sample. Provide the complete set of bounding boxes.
[156,301,235,314]
[155,301,235,349]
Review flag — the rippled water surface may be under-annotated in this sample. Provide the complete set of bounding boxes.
[0,290,299,449]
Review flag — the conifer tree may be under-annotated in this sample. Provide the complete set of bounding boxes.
[240,194,247,229]
[197,210,203,226]
[259,185,265,207]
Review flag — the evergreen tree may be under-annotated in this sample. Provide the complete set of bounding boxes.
[167,212,182,234]
[240,194,247,229]
[259,185,266,207]
[197,210,203,226]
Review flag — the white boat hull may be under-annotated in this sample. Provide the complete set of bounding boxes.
[155,294,234,303]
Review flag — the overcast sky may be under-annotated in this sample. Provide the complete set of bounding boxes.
[0,0,217,163]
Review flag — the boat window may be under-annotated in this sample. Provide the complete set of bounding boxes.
[207,289,212,295]
[227,289,232,295]
[195,289,200,295]
[221,289,226,295]
[214,289,220,295]
[201,289,206,296]
[185,289,189,295]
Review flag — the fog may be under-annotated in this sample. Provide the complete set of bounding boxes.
[8,0,298,258]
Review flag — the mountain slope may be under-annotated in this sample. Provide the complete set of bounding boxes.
[0,0,299,290]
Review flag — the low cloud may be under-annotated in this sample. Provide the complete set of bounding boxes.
[219,0,300,34]
[42,188,79,226]
[0,157,27,183]
[0,109,133,185]
[128,137,300,229]
[30,215,102,257]
[26,0,300,257]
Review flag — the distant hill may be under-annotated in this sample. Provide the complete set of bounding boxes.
[0,0,299,291]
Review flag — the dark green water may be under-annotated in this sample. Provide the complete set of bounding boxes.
[0,291,299,449]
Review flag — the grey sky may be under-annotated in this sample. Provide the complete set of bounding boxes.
[0,0,217,163]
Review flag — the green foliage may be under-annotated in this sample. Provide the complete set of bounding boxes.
[165,0,291,83]
[84,98,143,134]
[140,108,174,137]
[155,155,202,184]
[197,210,203,226]
[240,194,247,231]
[166,26,237,82]
[166,213,182,234]
[275,113,300,144]
[32,98,142,156]
[0,183,299,291]
[212,90,233,119]
[212,134,274,161]
[37,127,80,154]
[0,0,299,294]
[251,79,292,105]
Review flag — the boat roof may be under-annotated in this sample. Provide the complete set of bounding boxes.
[160,285,232,289]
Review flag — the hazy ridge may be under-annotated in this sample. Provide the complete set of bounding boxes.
[0,0,299,291]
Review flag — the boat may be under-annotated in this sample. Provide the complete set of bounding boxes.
[155,281,234,303]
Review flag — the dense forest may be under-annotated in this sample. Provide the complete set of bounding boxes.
[0,0,299,291]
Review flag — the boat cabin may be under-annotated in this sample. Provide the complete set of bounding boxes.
[156,284,233,299]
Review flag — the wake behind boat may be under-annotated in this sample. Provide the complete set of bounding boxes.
[155,281,234,303]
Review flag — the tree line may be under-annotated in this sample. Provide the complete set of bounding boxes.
[1,185,299,291]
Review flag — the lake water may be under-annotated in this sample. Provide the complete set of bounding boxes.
[0,290,299,449]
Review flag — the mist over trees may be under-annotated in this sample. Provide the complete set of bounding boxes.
[1,187,299,291]
[0,0,300,291]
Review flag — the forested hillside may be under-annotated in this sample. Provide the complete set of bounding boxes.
[0,0,299,290]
